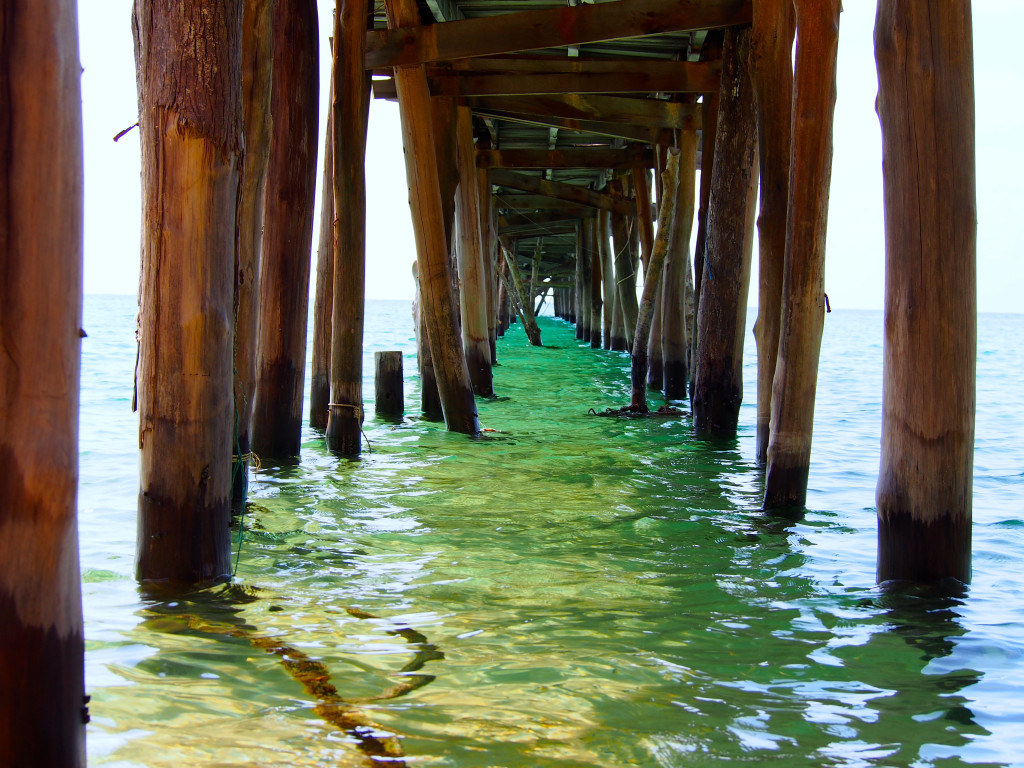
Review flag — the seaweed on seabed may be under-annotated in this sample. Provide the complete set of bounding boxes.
[589,404,685,418]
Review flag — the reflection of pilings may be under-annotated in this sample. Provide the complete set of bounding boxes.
[175,593,444,767]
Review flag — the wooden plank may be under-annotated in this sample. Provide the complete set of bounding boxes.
[493,193,597,211]
[499,221,580,237]
[428,61,721,96]
[489,169,636,215]
[499,211,591,229]
[478,146,654,170]
[366,0,752,68]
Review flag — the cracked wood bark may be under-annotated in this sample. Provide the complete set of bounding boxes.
[631,150,680,411]
[386,0,479,433]
[692,26,758,437]
[455,105,493,396]
[763,0,840,509]
[0,0,85,762]
[134,0,242,584]
[252,0,318,459]
[662,126,698,400]
[233,0,273,497]
[326,0,371,452]
[751,0,794,464]
[874,0,975,583]
[310,49,335,431]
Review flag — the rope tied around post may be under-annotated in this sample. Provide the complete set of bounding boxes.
[328,402,372,453]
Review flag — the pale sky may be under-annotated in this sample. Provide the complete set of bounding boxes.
[78,1,1022,312]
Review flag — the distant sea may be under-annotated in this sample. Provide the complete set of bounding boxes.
[80,295,1024,767]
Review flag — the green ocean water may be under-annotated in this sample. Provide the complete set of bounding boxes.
[80,296,1024,767]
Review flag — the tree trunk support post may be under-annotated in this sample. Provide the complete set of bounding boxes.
[326,0,372,453]
[500,240,543,346]
[1,0,86,761]
[134,0,242,584]
[662,127,698,400]
[750,0,795,465]
[762,0,840,509]
[386,0,480,434]
[310,45,336,431]
[630,151,681,411]
[251,0,319,460]
[233,0,273,500]
[455,105,494,396]
[692,26,759,437]
[874,1,976,584]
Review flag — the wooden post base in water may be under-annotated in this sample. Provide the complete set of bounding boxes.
[375,351,405,420]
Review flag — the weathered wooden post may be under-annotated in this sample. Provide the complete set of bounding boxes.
[763,0,840,508]
[630,151,680,411]
[578,223,593,342]
[750,0,795,464]
[310,49,336,431]
[600,209,616,350]
[413,262,444,419]
[374,351,405,420]
[875,1,976,583]
[590,216,604,349]
[662,127,699,400]
[611,183,639,352]
[386,0,480,434]
[501,240,543,347]
[690,31,723,381]
[326,0,372,452]
[1,0,85,761]
[233,0,273,495]
[478,162,499,361]
[455,105,494,396]
[134,0,242,583]
[251,0,319,459]
[692,26,758,437]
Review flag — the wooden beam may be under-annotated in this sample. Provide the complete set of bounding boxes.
[467,94,701,130]
[366,0,752,68]
[472,108,674,146]
[478,146,653,170]
[498,222,580,238]
[494,193,598,212]
[499,211,591,229]
[490,169,636,215]
[428,62,721,96]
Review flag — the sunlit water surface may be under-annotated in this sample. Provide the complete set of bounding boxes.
[80,296,1024,767]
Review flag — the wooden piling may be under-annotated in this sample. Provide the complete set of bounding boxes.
[478,163,499,361]
[455,105,494,396]
[647,291,664,390]
[134,0,242,583]
[611,184,639,352]
[690,31,723,383]
[600,210,616,350]
[750,0,795,464]
[413,262,444,420]
[501,240,543,346]
[633,167,655,274]
[0,0,85,760]
[251,0,319,460]
[662,127,698,400]
[386,0,480,434]
[578,224,592,342]
[233,0,273,495]
[630,151,680,411]
[374,352,405,420]
[310,48,335,431]
[762,0,840,509]
[590,216,604,349]
[874,0,975,583]
[326,0,372,453]
[692,26,758,437]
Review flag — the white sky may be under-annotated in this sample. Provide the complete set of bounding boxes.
[79,1,1022,312]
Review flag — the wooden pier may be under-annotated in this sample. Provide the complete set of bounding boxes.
[1,0,978,760]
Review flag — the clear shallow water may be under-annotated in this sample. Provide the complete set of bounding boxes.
[80,296,1024,767]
